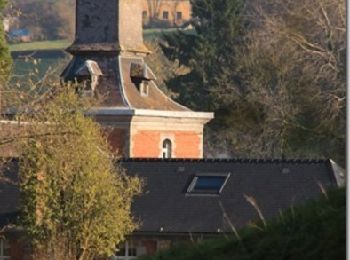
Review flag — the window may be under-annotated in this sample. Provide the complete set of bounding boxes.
[139,81,149,96]
[142,11,148,19]
[74,60,102,97]
[187,174,230,194]
[162,11,169,20]
[114,241,137,260]
[130,62,152,97]
[176,12,182,20]
[162,139,172,159]
[0,239,11,260]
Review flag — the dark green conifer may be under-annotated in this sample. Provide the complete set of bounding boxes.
[161,0,245,111]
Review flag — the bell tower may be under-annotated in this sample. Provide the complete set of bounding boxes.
[61,0,214,159]
[71,0,148,55]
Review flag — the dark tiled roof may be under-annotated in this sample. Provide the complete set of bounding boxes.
[120,159,338,234]
[0,159,339,234]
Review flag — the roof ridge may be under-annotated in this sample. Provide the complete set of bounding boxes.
[1,157,329,164]
[117,158,328,164]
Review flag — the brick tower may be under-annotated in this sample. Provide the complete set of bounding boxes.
[61,0,213,159]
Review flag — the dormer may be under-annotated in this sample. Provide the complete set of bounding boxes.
[75,60,103,97]
[130,62,155,97]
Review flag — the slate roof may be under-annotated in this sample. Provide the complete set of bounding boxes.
[0,158,340,234]
[61,55,189,111]
[120,158,339,234]
[119,57,189,111]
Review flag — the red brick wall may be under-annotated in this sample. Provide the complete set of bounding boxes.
[174,131,201,158]
[132,131,161,157]
[131,130,202,158]
[104,128,127,156]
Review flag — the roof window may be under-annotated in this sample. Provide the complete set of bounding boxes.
[74,60,103,97]
[130,62,155,97]
[187,174,230,195]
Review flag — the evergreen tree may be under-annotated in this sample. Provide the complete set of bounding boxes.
[161,0,245,111]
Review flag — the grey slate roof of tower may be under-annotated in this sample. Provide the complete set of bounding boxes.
[61,0,190,112]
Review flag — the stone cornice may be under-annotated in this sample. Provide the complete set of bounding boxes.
[87,107,214,121]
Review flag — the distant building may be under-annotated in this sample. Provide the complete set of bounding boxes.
[8,28,32,43]
[142,0,191,27]
[3,16,32,43]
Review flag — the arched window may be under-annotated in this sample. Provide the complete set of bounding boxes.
[162,139,172,159]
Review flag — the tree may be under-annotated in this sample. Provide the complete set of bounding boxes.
[161,0,245,111]
[5,0,75,41]
[0,0,12,88]
[228,0,346,163]
[18,89,141,260]
[161,0,345,164]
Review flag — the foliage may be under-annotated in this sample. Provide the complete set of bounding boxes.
[227,0,346,164]
[161,0,245,111]
[5,0,75,41]
[18,89,141,260]
[0,0,12,86]
[141,187,346,260]
[161,0,346,165]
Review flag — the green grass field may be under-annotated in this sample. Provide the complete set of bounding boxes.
[9,28,179,52]
[9,40,71,52]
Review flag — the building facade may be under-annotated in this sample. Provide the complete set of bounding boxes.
[0,158,344,259]
[141,0,192,27]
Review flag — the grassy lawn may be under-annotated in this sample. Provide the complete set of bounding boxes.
[9,40,71,52]
[9,28,179,52]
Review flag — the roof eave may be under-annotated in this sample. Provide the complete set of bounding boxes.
[87,107,214,121]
